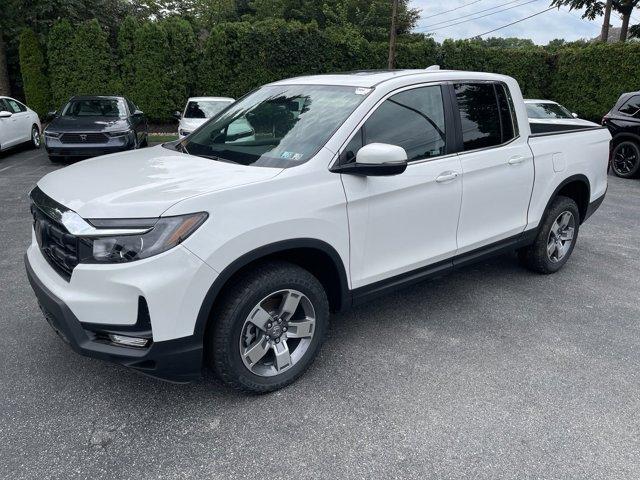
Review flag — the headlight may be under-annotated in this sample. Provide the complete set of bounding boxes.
[78,212,208,263]
[44,131,60,138]
[107,130,133,137]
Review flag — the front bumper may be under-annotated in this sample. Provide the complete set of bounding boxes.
[25,254,204,382]
[44,134,135,158]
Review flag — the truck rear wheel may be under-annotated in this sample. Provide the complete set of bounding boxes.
[519,196,580,274]
[207,261,329,393]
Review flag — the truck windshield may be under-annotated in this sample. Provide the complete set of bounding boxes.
[184,100,232,119]
[526,102,573,119]
[178,85,369,167]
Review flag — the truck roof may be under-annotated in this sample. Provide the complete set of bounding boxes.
[270,69,513,88]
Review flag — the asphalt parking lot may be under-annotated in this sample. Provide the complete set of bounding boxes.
[1,144,639,480]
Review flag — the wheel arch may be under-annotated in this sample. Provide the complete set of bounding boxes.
[612,131,640,146]
[193,238,350,340]
[544,174,591,224]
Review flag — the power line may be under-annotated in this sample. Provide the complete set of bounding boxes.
[416,0,544,33]
[425,0,485,19]
[418,0,527,30]
[466,6,555,38]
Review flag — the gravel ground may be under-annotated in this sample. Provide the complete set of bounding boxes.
[1,144,639,480]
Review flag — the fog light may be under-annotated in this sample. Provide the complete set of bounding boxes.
[108,334,149,348]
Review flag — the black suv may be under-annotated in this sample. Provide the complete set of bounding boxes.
[602,92,640,178]
[43,96,148,163]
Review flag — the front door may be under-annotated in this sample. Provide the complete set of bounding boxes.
[339,84,463,289]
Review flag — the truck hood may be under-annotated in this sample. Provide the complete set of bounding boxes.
[36,145,283,219]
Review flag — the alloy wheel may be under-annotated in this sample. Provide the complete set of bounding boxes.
[239,289,316,377]
[612,142,639,177]
[547,211,575,263]
[32,127,41,148]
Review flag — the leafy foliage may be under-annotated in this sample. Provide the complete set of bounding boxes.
[18,28,50,116]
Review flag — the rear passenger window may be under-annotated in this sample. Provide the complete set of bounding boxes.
[495,83,517,142]
[454,83,502,151]
[619,95,640,116]
[6,99,26,113]
[362,85,447,162]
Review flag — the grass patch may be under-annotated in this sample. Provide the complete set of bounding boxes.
[148,133,178,143]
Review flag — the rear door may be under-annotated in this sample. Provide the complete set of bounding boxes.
[5,98,31,143]
[0,98,22,147]
[339,84,463,289]
[453,82,534,253]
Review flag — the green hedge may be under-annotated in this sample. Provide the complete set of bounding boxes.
[551,42,640,120]
[18,28,50,117]
[18,18,640,122]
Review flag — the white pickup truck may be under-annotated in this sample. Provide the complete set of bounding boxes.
[25,69,610,392]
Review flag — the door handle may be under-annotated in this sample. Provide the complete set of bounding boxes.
[435,171,460,183]
[508,155,527,165]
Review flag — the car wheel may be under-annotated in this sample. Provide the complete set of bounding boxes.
[518,196,580,274]
[208,261,329,393]
[31,125,41,149]
[611,140,640,178]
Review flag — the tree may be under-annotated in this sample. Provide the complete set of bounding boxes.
[550,0,640,42]
[47,20,76,108]
[161,16,198,111]
[18,28,50,116]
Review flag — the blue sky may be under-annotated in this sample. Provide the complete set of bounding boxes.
[411,0,628,45]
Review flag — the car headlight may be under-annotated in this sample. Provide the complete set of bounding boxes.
[78,212,208,263]
[107,130,134,137]
[44,131,60,138]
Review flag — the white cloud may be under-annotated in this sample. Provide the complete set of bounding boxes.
[411,0,625,45]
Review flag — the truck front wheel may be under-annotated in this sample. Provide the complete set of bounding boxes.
[207,261,329,393]
[519,196,580,274]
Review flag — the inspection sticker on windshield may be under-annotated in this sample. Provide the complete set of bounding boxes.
[355,88,372,96]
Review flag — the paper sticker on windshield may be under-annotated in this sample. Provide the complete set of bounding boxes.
[355,88,372,96]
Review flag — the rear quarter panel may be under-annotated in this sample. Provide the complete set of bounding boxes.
[527,128,610,229]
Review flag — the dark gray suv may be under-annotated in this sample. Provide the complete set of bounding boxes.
[44,96,148,163]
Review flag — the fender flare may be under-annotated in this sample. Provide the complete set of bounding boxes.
[192,238,350,339]
[541,174,591,224]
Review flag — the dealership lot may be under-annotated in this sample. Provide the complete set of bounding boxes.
[1,145,639,479]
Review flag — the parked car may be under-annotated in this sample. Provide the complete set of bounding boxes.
[25,70,609,393]
[174,96,234,138]
[43,95,148,163]
[525,99,598,134]
[0,96,41,152]
[602,92,640,178]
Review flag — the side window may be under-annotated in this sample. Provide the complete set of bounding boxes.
[340,128,363,163]
[6,99,26,113]
[619,95,640,117]
[495,83,517,142]
[362,85,447,162]
[454,83,502,151]
[0,99,9,112]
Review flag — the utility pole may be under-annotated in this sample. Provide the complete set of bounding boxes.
[388,0,399,69]
[601,0,613,42]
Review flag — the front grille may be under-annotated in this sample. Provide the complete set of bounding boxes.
[31,205,79,281]
[59,132,109,144]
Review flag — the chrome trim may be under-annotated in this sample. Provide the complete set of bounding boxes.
[29,187,152,237]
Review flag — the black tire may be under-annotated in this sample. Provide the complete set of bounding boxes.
[208,261,329,394]
[31,124,41,149]
[519,195,580,274]
[611,140,640,178]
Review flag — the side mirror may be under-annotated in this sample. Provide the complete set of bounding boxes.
[572,112,579,118]
[134,109,144,116]
[173,111,181,120]
[45,110,57,120]
[332,143,408,176]
[0,110,12,118]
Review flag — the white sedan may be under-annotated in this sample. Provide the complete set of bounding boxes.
[0,96,42,152]
[174,96,234,138]
[525,99,598,134]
